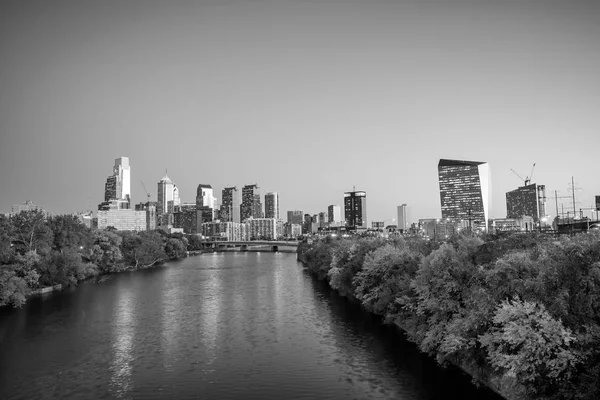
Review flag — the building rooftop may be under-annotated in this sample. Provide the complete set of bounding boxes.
[438,159,486,167]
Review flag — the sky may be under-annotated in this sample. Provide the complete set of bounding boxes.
[1,0,599,223]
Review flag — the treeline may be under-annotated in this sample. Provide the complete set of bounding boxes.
[299,232,600,400]
[0,210,204,308]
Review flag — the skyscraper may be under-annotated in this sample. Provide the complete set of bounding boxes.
[103,157,131,204]
[438,159,490,230]
[157,173,175,217]
[327,205,341,225]
[344,190,367,229]
[241,184,262,221]
[221,186,241,223]
[397,204,408,233]
[196,184,215,231]
[506,183,546,222]
[264,192,279,219]
[287,210,304,225]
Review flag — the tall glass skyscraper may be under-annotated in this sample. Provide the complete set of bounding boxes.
[103,157,130,203]
[221,186,241,223]
[438,159,490,230]
[344,190,367,229]
[157,173,174,216]
[241,184,262,221]
[264,192,279,219]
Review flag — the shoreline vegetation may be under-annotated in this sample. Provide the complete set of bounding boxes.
[0,210,203,308]
[297,231,600,400]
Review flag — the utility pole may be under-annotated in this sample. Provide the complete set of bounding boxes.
[572,176,577,219]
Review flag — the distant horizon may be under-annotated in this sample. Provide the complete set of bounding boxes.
[5,155,598,226]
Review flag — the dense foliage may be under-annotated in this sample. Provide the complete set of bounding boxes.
[299,231,600,400]
[0,210,194,308]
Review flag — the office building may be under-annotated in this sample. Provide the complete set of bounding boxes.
[506,184,546,222]
[221,186,241,223]
[397,204,408,233]
[157,173,175,216]
[287,210,304,225]
[438,159,490,231]
[344,190,367,229]
[173,203,196,234]
[328,205,341,225]
[247,218,280,240]
[101,157,131,208]
[196,184,216,232]
[264,192,279,219]
[241,184,262,221]
[97,200,146,231]
[135,202,157,231]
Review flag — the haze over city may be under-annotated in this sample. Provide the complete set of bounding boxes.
[1,0,599,222]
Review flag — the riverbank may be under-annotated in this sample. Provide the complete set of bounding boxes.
[297,240,528,400]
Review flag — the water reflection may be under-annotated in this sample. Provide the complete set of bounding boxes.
[199,257,221,372]
[109,289,135,399]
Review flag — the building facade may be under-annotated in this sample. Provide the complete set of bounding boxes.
[287,210,304,225]
[506,183,546,222]
[327,205,341,225]
[397,204,408,233]
[173,203,196,234]
[157,173,175,216]
[344,190,367,229]
[101,157,131,209]
[221,186,241,223]
[438,159,490,231]
[135,201,157,231]
[247,218,280,240]
[241,184,262,221]
[97,200,146,231]
[264,192,279,219]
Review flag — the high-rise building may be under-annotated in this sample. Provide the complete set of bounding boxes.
[287,210,304,225]
[157,173,174,216]
[135,202,157,231]
[397,204,408,233]
[247,218,280,240]
[221,186,241,223]
[102,157,131,207]
[241,184,262,221]
[327,205,341,225]
[97,200,146,231]
[196,184,215,231]
[506,183,546,222]
[438,159,490,231]
[264,192,279,219]
[173,203,197,234]
[344,190,367,229]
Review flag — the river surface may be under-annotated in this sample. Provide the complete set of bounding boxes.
[0,253,503,400]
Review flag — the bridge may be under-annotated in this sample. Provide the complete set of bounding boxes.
[201,240,300,253]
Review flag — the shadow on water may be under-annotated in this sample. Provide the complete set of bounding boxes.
[304,270,504,400]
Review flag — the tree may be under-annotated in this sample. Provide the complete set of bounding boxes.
[165,238,187,259]
[0,214,14,263]
[89,230,123,272]
[353,244,420,316]
[120,231,166,269]
[47,214,92,252]
[411,238,486,360]
[479,298,580,395]
[10,210,53,254]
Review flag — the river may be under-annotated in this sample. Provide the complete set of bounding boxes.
[0,252,503,399]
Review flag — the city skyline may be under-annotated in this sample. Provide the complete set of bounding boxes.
[1,1,599,221]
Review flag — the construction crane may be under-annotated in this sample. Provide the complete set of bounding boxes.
[141,181,151,202]
[510,163,536,186]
